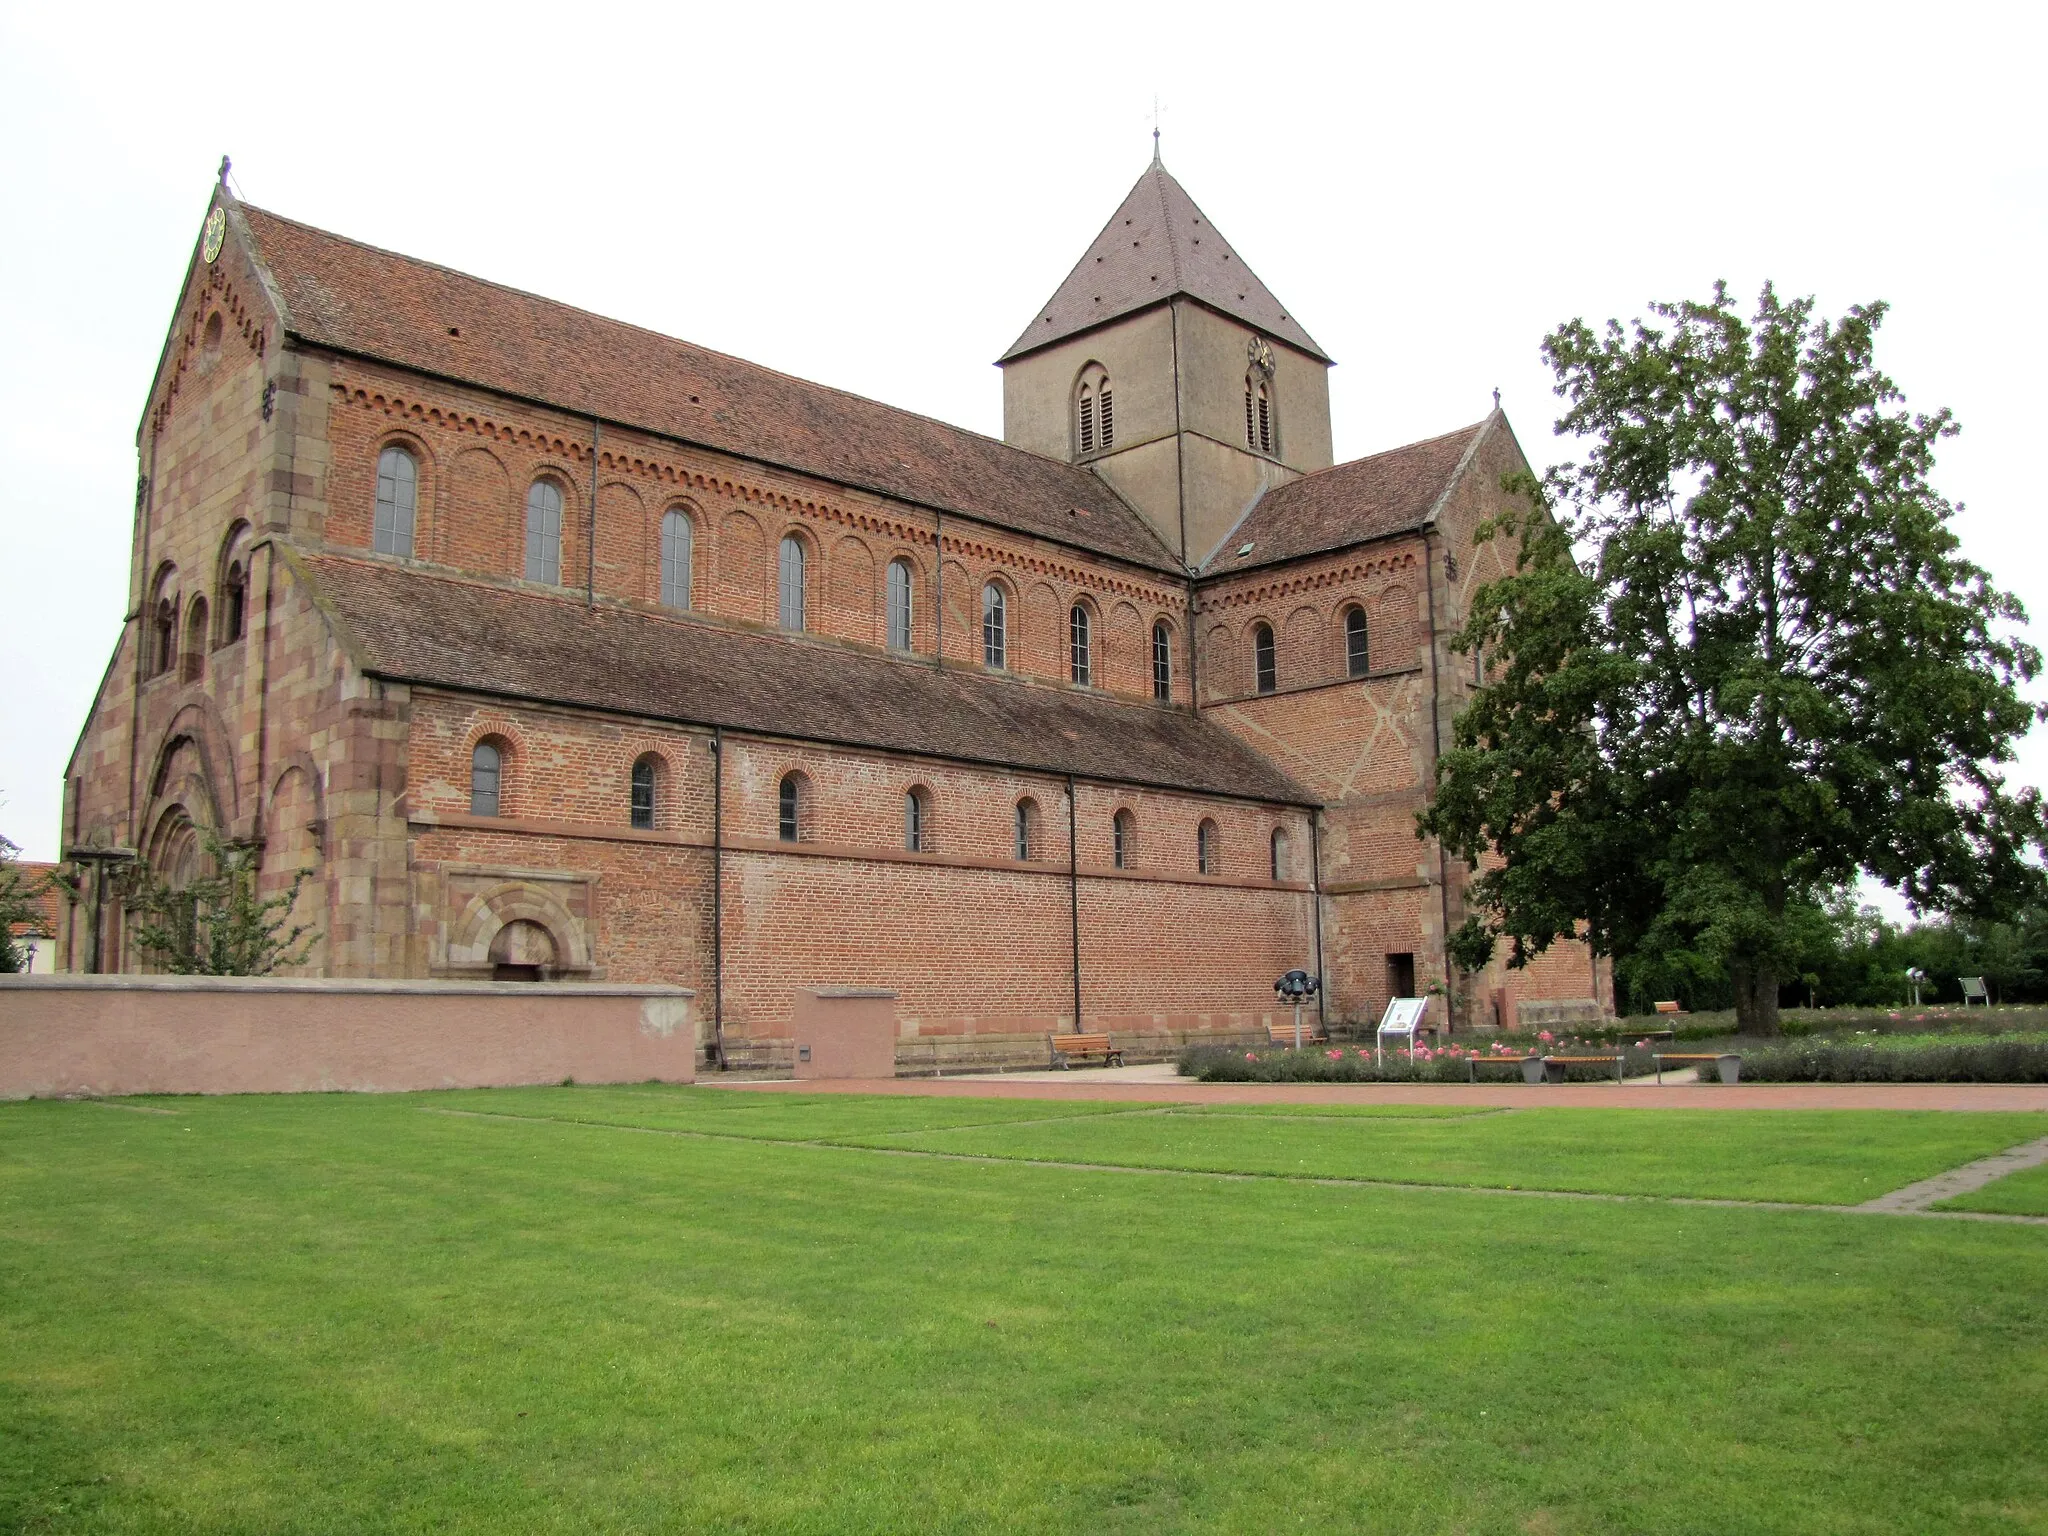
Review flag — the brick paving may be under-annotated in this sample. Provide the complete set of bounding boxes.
[715,1074,2048,1111]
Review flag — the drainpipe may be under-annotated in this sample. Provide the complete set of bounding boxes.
[1422,530,1454,1028]
[1184,574,1200,710]
[125,421,161,858]
[1310,809,1328,1032]
[933,509,944,670]
[710,726,725,1067]
[586,417,600,607]
[1066,772,1082,1034]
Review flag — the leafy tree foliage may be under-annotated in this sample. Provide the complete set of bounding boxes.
[1424,284,2045,1033]
[125,830,317,976]
[0,835,46,974]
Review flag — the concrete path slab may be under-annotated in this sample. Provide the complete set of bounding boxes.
[1856,1135,2048,1211]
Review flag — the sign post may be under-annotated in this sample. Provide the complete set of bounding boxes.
[1376,997,1427,1067]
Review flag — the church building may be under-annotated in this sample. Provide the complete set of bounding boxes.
[57,155,1608,1062]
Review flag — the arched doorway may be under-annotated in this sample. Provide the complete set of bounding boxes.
[489,919,557,981]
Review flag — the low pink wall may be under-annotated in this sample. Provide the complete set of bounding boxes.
[0,976,695,1098]
[791,987,899,1080]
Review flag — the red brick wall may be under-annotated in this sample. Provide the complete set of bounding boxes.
[318,358,1196,708]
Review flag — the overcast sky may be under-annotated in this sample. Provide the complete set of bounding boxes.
[2,1,2041,919]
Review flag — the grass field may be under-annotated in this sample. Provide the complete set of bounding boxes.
[1935,1158,2048,1216]
[4,1086,2046,1533]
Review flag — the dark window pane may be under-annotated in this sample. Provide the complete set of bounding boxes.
[471,742,501,817]
[631,758,656,829]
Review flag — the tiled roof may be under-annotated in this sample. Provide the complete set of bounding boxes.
[10,862,62,939]
[1001,158,1330,364]
[297,554,1311,806]
[230,202,1181,573]
[1202,419,1491,574]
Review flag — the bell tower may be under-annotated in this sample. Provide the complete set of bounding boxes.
[998,155,1334,565]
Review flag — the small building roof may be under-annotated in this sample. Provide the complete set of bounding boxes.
[296,554,1313,806]
[1201,418,1494,574]
[1001,158,1330,365]
[9,862,62,940]
[231,203,1182,573]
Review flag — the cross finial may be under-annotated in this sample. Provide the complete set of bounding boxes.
[217,154,232,189]
[1151,96,1164,161]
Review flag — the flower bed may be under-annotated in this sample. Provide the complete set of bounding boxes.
[1699,1035,2048,1084]
[1179,1035,1662,1085]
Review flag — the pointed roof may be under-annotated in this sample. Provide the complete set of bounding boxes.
[1001,158,1330,364]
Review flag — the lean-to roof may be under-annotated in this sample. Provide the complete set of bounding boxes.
[296,554,1312,805]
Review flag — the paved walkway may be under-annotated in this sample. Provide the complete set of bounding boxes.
[1858,1135,2048,1210]
[716,1073,2048,1111]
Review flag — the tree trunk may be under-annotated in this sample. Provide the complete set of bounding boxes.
[1730,959,1782,1036]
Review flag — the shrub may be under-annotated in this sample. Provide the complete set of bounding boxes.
[1178,1040,1661,1085]
[1710,1036,2048,1084]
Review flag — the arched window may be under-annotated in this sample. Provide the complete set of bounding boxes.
[778,773,802,842]
[1253,623,1277,695]
[886,558,914,651]
[1075,363,1113,455]
[1270,827,1288,882]
[660,509,693,610]
[1113,809,1135,870]
[525,480,563,585]
[1245,376,1275,454]
[1070,604,1093,686]
[471,740,503,817]
[981,583,1007,670]
[180,599,208,683]
[374,446,418,558]
[905,786,930,852]
[778,535,806,631]
[1014,797,1039,861]
[1344,606,1370,679]
[200,312,224,372]
[147,565,178,679]
[1197,818,1219,876]
[630,754,658,830]
[219,560,247,647]
[1152,620,1172,702]
[1474,641,1486,687]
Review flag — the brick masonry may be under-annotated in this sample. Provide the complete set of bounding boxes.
[57,192,1606,1056]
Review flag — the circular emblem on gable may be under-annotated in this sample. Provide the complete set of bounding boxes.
[202,208,227,265]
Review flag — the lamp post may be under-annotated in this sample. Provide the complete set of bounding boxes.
[1273,969,1320,1048]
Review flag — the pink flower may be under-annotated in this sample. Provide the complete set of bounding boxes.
[1538,1030,1556,1043]
[1245,1052,1259,1061]
[1326,1049,1343,1060]
[1356,1048,1370,1058]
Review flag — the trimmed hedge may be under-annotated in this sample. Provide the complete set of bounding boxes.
[1709,1037,2048,1084]
[1178,1043,1660,1085]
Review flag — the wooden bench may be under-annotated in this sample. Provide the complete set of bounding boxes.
[1652,1052,1742,1084]
[1048,1032,1124,1069]
[1466,1054,1540,1083]
[1542,1053,1623,1083]
[1654,1001,1687,1016]
[1266,1020,1326,1047]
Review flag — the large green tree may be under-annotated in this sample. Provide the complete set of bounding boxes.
[1425,283,2045,1033]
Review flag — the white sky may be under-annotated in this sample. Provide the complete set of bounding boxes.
[1,1,2041,922]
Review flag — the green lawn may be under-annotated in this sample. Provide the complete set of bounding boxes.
[1935,1159,2048,1216]
[2,1088,2045,1533]
[861,1104,2048,1205]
